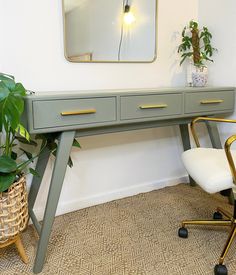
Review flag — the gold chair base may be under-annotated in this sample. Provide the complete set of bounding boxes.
[181,207,236,265]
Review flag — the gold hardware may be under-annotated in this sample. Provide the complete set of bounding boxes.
[224,134,236,186]
[182,220,232,227]
[61,109,96,116]
[216,207,233,220]
[219,225,236,264]
[139,104,167,109]
[190,117,236,148]
[200,99,223,104]
[180,205,236,265]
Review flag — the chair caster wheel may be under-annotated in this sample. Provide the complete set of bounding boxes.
[178,227,188,238]
[214,264,228,275]
[213,211,223,220]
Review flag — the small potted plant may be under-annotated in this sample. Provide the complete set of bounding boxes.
[0,73,41,263]
[178,20,217,87]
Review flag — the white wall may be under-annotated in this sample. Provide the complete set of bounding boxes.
[198,0,236,143]
[3,0,235,220]
[199,0,236,87]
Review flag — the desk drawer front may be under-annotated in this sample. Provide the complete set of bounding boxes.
[33,97,116,129]
[120,94,182,120]
[185,91,234,114]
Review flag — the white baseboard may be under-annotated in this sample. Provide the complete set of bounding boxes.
[33,175,189,221]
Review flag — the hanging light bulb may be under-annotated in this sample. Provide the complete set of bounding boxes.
[123,4,136,25]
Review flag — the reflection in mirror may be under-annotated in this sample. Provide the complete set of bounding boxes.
[62,0,157,62]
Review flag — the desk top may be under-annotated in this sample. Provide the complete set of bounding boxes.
[24,87,235,135]
[27,86,235,99]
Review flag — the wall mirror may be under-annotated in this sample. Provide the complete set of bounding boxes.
[62,0,157,63]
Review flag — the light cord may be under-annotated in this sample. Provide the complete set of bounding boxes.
[118,0,126,61]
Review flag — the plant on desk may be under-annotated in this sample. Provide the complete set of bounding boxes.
[178,20,217,87]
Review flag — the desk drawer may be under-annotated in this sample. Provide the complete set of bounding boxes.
[120,94,182,120]
[33,97,117,129]
[185,91,234,114]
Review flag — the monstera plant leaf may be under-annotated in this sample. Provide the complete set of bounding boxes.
[0,173,16,192]
[0,155,17,173]
[0,78,26,131]
[0,156,17,192]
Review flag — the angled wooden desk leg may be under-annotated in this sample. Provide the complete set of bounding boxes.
[28,147,51,211]
[179,124,195,186]
[33,131,76,274]
[205,121,222,149]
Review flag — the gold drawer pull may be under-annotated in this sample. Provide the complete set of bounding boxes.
[61,109,96,116]
[200,99,223,104]
[139,104,168,109]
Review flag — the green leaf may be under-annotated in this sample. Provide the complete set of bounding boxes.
[0,73,14,80]
[73,139,81,148]
[29,168,40,178]
[0,156,17,173]
[0,74,16,91]
[11,151,17,160]
[0,78,25,131]
[0,173,16,192]
[36,134,79,168]
[68,156,73,168]
[180,52,193,66]
[14,83,26,96]
[16,124,30,141]
[16,136,37,146]
[189,20,198,30]
[181,26,186,37]
[51,145,74,168]
[1,94,24,130]
[0,82,10,101]
[47,141,57,152]
[4,103,21,129]
[20,148,33,160]
[0,102,3,131]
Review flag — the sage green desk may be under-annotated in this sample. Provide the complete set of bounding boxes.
[24,87,235,273]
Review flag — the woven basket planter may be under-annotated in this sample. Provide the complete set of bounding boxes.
[0,176,29,244]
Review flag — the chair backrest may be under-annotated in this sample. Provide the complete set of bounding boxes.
[182,117,236,194]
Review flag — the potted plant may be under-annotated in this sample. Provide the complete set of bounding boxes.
[178,20,217,87]
[0,73,42,263]
[0,73,81,263]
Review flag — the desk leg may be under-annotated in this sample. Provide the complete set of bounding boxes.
[28,147,51,210]
[33,131,75,274]
[179,124,195,186]
[205,121,222,149]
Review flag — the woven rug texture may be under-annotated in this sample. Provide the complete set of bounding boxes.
[0,183,235,275]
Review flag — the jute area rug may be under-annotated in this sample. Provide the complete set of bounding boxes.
[0,183,235,275]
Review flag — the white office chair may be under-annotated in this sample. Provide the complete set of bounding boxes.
[178,117,236,275]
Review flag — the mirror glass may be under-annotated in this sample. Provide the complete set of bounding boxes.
[62,0,157,63]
